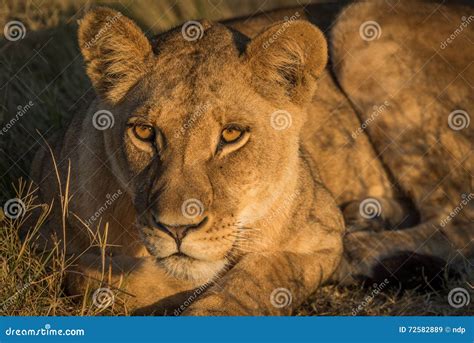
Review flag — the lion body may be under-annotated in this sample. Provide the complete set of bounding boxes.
[30,1,473,314]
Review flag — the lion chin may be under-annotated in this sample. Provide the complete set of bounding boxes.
[138,231,230,281]
[157,254,227,281]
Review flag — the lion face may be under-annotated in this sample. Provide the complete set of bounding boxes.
[79,8,327,280]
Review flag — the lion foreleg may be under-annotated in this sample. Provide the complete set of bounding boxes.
[66,253,202,312]
[183,238,342,315]
[332,220,473,285]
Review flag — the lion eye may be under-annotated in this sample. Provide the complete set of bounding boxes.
[133,125,155,141]
[221,128,243,144]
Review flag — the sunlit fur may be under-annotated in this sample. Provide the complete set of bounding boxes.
[30,1,473,315]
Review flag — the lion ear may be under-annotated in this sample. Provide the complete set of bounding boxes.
[78,7,153,104]
[244,20,327,104]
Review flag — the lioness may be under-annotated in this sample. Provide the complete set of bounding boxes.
[29,0,473,315]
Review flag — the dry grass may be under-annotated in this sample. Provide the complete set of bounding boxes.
[2,188,472,316]
[0,179,130,316]
[0,0,472,316]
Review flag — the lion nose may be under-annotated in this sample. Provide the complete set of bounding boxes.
[151,215,208,248]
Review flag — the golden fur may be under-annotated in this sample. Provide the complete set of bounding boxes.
[29,1,473,315]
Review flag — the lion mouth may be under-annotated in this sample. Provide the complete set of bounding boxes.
[157,253,228,281]
[170,252,189,258]
[167,251,195,260]
[138,223,234,280]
